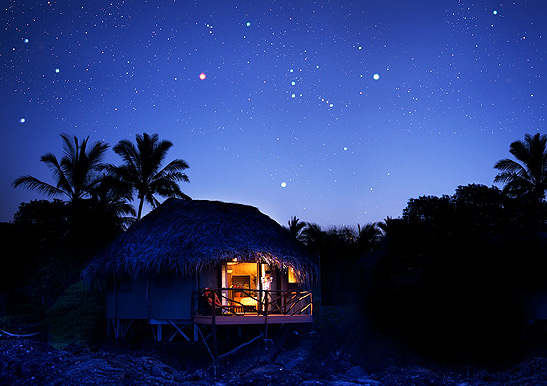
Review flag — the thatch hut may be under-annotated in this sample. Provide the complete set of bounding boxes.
[82,199,316,340]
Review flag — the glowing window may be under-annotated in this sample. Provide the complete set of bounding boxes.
[288,267,299,283]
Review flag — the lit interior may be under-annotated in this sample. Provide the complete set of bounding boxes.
[226,262,258,309]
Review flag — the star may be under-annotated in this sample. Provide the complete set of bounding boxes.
[199,72,206,80]
[281,182,287,188]
[19,118,25,123]
[55,68,60,73]
[373,73,380,80]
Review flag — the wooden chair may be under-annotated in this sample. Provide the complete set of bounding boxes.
[202,288,237,315]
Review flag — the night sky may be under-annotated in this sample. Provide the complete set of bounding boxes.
[1,0,545,227]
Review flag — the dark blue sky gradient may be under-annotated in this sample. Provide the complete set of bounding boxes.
[1,0,545,227]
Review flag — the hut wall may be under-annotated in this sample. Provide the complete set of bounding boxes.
[106,275,197,321]
[198,267,219,288]
[149,274,195,321]
[106,278,147,320]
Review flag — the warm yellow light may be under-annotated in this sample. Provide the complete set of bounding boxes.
[288,267,298,283]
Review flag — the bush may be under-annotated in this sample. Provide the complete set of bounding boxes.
[45,281,104,349]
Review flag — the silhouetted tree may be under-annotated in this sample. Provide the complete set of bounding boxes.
[361,185,537,361]
[13,134,108,205]
[301,223,370,304]
[402,194,452,232]
[109,133,190,220]
[13,199,68,246]
[88,176,136,231]
[451,184,506,234]
[287,216,306,242]
[10,136,135,308]
[301,223,324,252]
[357,222,382,254]
[376,216,399,236]
[494,133,547,230]
[494,133,547,201]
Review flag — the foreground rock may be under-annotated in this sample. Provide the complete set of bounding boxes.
[1,339,546,386]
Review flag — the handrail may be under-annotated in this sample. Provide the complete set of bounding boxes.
[192,288,312,317]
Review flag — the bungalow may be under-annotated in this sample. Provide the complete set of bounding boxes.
[82,199,317,343]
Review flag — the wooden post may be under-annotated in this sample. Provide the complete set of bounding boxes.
[264,291,269,340]
[211,291,218,377]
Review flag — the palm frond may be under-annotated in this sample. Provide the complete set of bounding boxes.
[113,140,140,171]
[39,153,73,195]
[13,175,67,198]
[494,158,525,173]
[494,133,547,200]
[150,138,173,170]
[113,133,190,218]
[159,159,190,173]
[288,216,306,240]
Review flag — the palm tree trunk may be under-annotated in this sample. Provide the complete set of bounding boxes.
[137,198,144,220]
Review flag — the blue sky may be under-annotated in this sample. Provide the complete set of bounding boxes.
[1,0,545,227]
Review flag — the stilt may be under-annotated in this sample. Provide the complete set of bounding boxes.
[264,294,269,340]
[194,324,199,342]
[211,300,218,377]
[150,323,163,341]
[119,320,133,339]
[218,330,263,359]
[196,325,215,361]
[168,320,190,342]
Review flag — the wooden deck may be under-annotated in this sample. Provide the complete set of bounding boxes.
[193,313,313,325]
[193,288,313,326]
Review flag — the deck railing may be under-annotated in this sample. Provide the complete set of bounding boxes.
[192,288,312,317]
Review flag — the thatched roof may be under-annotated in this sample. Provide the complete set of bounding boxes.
[82,199,316,284]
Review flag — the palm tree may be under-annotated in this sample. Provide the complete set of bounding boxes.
[110,133,190,220]
[88,175,136,230]
[301,222,325,255]
[287,216,306,242]
[494,133,547,201]
[13,134,108,204]
[377,216,399,237]
[357,222,382,254]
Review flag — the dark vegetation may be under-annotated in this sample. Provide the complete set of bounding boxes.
[291,133,547,364]
[1,132,547,373]
[1,132,189,347]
